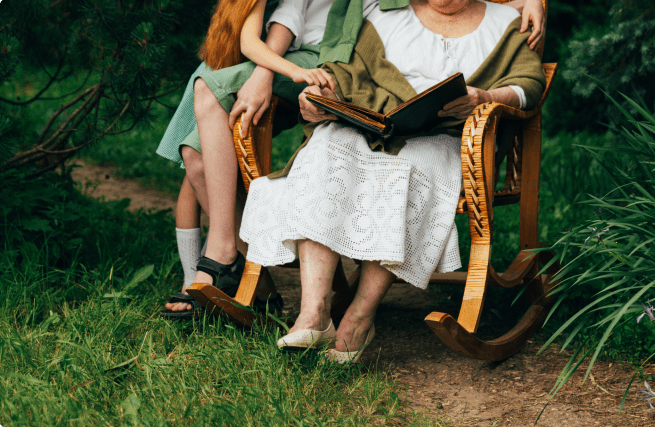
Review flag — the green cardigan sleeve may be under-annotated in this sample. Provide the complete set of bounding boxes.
[467,17,546,109]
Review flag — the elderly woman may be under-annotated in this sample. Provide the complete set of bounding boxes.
[240,0,546,362]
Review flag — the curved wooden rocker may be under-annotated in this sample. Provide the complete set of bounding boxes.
[189,0,559,360]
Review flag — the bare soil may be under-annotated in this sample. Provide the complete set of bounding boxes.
[71,161,654,426]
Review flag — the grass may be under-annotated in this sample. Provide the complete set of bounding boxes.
[0,279,443,425]
[0,170,449,426]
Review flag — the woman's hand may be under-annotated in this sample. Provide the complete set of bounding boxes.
[439,86,492,120]
[299,85,339,122]
[291,67,336,92]
[520,0,545,51]
[229,66,275,136]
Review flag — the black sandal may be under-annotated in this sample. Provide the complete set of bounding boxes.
[195,252,246,298]
[194,253,284,316]
[160,293,202,320]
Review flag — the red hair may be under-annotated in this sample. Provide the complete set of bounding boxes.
[199,0,260,70]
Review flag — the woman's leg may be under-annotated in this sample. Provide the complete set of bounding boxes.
[191,78,239,284]
[334,261,395,352]
[166,176,202,312]
[289,240,340,333]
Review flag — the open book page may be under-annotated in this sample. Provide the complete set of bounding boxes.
[305,94,388,133]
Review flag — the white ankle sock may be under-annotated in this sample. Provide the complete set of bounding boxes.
[176,228,202,290]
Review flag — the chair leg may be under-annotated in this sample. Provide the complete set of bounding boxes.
[425,249,558,361]
[457,243,491,333]
[519,113,542,251]
[424,108,554,360]
[188,258,362,327]
[186,261,278,326]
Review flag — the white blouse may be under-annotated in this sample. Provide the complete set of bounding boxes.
[365,1,527,108]
[267,0,332,51]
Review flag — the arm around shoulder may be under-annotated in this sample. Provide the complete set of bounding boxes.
[484,19,546,110]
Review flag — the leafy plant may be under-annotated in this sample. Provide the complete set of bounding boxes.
[544,0,655,135]
[0,0,215,175]
[539,92,655,404]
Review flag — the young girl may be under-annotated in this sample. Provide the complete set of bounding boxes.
[160,0,335,318]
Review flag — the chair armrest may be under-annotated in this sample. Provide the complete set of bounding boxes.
[232,96,281,192]
[460,63,556,242]
[482,63,558,121]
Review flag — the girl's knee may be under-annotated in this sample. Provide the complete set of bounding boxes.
[181,147,204,180]
[194,77,210,95]
[193,79,217,113]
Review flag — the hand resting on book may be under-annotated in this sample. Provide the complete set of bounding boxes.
[440,86,523,120]
[439,86,492,120]
[299,85,339,122]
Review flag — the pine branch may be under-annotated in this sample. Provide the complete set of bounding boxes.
[0,53,66,106]
[4,84,102,169]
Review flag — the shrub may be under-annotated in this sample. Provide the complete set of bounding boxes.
[0,0,214,174]
[540,93,655,399]
[544,0,655,135]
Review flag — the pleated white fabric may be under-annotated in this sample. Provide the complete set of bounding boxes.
[240,122,463,289]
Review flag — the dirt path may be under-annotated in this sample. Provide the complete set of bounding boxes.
[72,161,653,426]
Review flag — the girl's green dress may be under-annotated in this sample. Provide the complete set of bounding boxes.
[155,0,366,164]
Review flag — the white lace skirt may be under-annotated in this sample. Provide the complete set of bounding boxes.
[240,122,462,289]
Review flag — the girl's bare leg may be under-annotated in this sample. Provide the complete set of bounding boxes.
[181,146,210,213]
[289,240,340,333]
[165,177,203,312]
[191,78,239,285]
[176,176,202,229]
[334,261,395,352]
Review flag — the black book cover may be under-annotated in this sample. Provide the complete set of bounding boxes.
[306,73,467,140]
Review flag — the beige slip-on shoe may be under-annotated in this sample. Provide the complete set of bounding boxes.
[277,320,336,349]
[326,325,375,364]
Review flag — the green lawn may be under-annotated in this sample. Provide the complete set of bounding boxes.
[0,170,449,426]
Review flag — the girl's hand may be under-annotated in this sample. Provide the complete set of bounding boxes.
[291,68,336,92]
[229,67,274,136]
[520,0,545,51]
[439,86,491,120]
[298,85,338,122]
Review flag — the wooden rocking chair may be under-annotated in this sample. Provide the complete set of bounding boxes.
[188,0,558,362]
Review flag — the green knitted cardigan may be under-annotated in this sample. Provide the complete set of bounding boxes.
[270,17,545,179]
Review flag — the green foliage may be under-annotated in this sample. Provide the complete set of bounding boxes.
[564,2,655,111]
[0,170,448,426]
[0,33,20,82]
[544,0,655,135]
[540,93,655,396]
[0,0,216,173]
[272,124,305,172]
[0,168,175,273]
